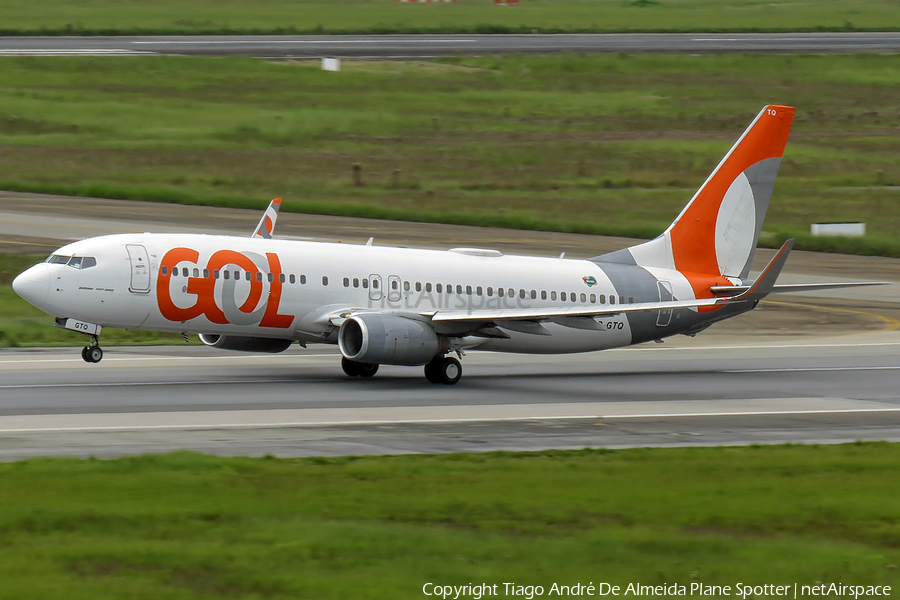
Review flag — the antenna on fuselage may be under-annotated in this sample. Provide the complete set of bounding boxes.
[366,237,374,247]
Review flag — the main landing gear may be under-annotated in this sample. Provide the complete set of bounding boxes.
[424,356,462,385]
[81,335,103,364]
[341,357,379,378]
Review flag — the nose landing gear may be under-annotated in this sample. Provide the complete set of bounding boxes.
[81,335,103,363]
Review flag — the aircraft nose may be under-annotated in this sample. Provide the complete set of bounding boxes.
[12,263,50,308]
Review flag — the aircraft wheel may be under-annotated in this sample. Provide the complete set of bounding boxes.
[81,346,90,363]
[358,362,379,378]
[341,356,361,377]
[437,357,462,385]
[86,346,103,363]
[424,359,442,384]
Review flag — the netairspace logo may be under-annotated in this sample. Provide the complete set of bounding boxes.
[421,582,893,600]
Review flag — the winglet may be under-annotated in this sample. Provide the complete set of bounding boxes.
[252,198,282,239]
[728,239,794,303]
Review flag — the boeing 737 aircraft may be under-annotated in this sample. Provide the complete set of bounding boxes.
[11,105,884,384]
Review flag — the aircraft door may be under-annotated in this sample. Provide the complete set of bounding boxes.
[657,280,673,327]
[368,274,382,301]
[126,244,151,294]
[387,275,402,302]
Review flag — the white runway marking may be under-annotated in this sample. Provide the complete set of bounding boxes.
[0,397,896,433]
[0,49,155,56]
[132,39,477,45]
[726,366,900,373]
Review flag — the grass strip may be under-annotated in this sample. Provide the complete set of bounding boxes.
[2,54,900,256]
[0,445,898,599]
[1,0,900,36]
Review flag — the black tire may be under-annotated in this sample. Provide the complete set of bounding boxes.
[358,363,379,378]
[424,360,442,384]
[81,346,91,363]
[341,356,361,377]
[438,357,462,385]
[88,346,103,363]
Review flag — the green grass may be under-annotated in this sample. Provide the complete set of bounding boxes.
[1,0,899,35]
[0,445,898,599]
[2,54,900,255]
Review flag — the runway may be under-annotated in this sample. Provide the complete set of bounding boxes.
[2,191,900,458]
[2,33,900,58]
[1,332,899,460]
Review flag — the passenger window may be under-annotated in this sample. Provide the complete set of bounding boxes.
[508,288,514,298]
[581,293,587,303]
[541,290,547,300]
[551,291,557,301]
[457,285,463,294]
[590,294,596,303]
[600,294,606,304]
[256,272,262,281]
[223,270,230,280]
[620,295,625,304]
[531,290,536,299]
[629,296,634,304]
[404,281,410,292]
[372,279,378,289]
[353,278,359,288]
[362,278,368,289]
[466,285,472,295]
[609,295,615,305]
[426,283,432,292]
[344,277,350,288]
[161,266,168,276]
[416,282,422,292]
[498,288,504,298]
[280,274,286,283]
[300,275,307,284]
[183,268,190,277]
[559,291,566,301]
[391,279,398,290]
[436,283,443,293]
[245,271,251,281]
[476,286,482,296]
[290,274,296,284]
[487,287,493,296]
[214,270,220,279]
[267,273,273,283]
[323,276,329,286]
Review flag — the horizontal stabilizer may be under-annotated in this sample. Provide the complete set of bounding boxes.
[711,281,890,296]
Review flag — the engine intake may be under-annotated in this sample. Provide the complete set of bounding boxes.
[198,334,293,353]
[338,314,442,365]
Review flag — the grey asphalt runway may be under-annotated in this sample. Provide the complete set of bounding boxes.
[1,33,900,58]
[2,192,900,459]
[1,332,899,460]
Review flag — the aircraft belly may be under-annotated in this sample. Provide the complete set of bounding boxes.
[476,321,631,354]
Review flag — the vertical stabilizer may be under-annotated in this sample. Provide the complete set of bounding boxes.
[593,105,795,294]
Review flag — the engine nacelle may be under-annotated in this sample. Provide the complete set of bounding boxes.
[198,334,293,353]
[338,314,442,365]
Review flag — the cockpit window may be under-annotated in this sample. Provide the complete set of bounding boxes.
[46,255,97,269]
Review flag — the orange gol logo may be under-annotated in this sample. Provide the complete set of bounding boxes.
[156,248,293,329]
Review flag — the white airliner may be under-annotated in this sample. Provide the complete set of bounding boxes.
[11,105,884,384]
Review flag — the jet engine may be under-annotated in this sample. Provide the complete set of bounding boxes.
[198,334,293,353]
[338,314,444,365]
